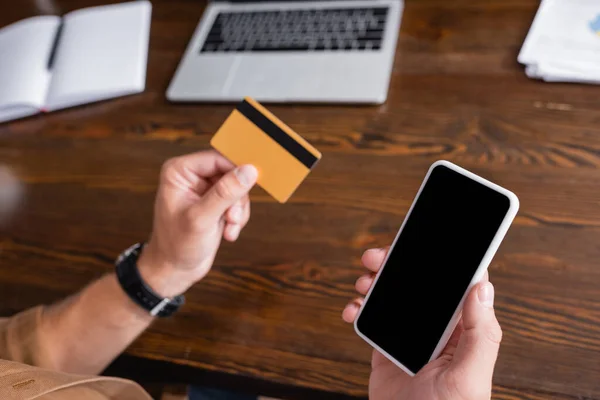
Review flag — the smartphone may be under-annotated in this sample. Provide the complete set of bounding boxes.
[354,160,519,376]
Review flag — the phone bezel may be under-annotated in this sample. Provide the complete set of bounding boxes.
[353,160,520,377]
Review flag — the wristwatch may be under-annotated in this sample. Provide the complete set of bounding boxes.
[115,243,185,317]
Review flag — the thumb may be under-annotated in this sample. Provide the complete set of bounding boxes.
[450,281,502,383]
[197,164,258,220]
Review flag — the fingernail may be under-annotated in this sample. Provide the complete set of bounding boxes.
[235,165,258,187]
[478,282,495,308]
[366,248,384,254]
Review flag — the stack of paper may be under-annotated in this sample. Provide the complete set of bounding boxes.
[518,0,600,83]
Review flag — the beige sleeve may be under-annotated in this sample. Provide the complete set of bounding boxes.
[0,306,53,367]
[0,308,152,400]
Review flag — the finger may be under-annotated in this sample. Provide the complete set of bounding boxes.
[450,282,502,385]
[441,268,491,359]
[166,150,234,179]
[160,151,233,187]
[361,247,389,273]
[448,318,465,347]
[239,195,251,228]
[441,318,464,358]
[224,195,251,241]
[342,298,363,323]
[160,152,232,196]
[224,223,241,242]
[355,274,375,295]
[194,165,258,221]
[226,200,245,225]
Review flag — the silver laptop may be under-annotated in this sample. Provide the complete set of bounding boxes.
[166,0,403,104]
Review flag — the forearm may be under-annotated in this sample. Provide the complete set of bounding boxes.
[37,272,154,375]
[34,248,191,375]
[3,151,254,375]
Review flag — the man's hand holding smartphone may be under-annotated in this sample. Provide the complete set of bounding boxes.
[342,247,502,400]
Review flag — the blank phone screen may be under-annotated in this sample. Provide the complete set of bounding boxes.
[356,164,511,374]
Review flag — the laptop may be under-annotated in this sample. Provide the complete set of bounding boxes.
[166,0,404,104]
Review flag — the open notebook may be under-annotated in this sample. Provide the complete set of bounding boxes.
[0,1,152,124]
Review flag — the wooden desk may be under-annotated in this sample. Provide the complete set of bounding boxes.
[1,0,600,399]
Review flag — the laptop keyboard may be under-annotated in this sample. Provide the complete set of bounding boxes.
[200,7,389,53]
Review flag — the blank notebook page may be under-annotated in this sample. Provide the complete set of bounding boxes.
[0,16,59,121]
[45,1,152,111]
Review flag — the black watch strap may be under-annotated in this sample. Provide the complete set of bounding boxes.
[115,243,185,318]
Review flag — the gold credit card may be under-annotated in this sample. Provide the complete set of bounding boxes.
[211,97,321,203]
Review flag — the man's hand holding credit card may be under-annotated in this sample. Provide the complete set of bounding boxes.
[211,97,321,203]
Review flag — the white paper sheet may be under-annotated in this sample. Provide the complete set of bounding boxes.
[45,0,152,111]
[0,16,60,122]
[518,0,600,84]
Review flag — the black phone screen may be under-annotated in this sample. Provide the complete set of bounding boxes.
[356,164,511,374]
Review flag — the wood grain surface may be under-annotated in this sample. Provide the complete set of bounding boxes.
[1,0,600,399]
